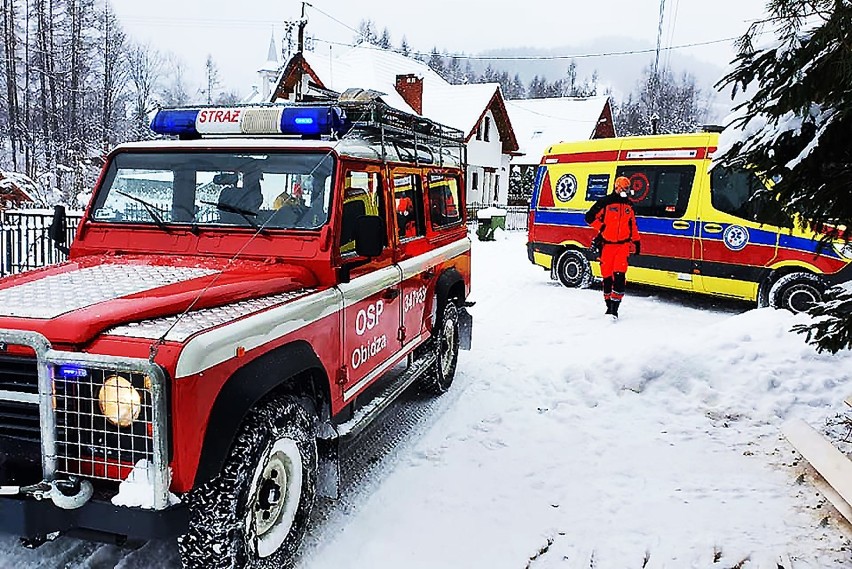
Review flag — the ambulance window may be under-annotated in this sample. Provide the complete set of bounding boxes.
[711,166,791,227]
[615,165,694,218]
[339,171,385,256]
[427,174,463,229]
[393,173,426,240]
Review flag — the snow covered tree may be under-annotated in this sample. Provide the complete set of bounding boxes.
[354,19,377,45]
[377,27,391,50]
[716,0,852,353]
[159,55,192,108]
[202,54,221,105]
[399,36,410,57]
[126,42,163,140]
[616,65,709,135]
[562,61,598,97]
[428,47,445,78]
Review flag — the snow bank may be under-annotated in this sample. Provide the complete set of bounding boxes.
[111,459,181,509]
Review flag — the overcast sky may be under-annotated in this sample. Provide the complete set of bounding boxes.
[111,0,769,96]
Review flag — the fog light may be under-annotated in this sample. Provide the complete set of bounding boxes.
[98,375,141,427]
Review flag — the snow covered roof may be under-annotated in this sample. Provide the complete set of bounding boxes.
[301,46,446,116]
[506,96,613,165]
[425,82,500,138]
[0,171,37,203]
[275,45,518,152]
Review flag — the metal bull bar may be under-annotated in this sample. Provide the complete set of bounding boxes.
[0,329,170,510]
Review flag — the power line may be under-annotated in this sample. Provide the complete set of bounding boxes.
[311,35,745,62]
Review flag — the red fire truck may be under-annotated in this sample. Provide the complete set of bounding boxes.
[0,100,472,567]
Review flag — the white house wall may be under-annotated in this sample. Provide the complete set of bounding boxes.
[465,109,509,206]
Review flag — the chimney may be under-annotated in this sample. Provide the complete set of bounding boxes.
[395,74,423,115]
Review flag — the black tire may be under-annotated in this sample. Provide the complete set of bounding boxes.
[556,249,592,289]
[768,272,825,313]
[420,301,460,395]
[178,398,317,569]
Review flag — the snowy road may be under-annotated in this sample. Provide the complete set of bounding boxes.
[2,232,851,568]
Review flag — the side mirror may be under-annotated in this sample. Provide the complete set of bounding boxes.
[354,215,384,258]
[48,205,70,254]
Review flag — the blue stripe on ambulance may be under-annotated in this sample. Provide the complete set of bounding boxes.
[529,166,546,208]
[533,209,841,259]
[779,233,841,259]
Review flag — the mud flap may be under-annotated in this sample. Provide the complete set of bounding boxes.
[459,306,473,350]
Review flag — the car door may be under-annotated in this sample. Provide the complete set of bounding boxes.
[337,168,402,401]
[390,168,432,348]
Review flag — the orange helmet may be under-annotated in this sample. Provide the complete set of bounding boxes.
[614,176,630,191]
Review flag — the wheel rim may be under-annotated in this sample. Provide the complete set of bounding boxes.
[559,252,585,286]
[248,438,303,558]
[786,285,819,313]
[439,315,456,377]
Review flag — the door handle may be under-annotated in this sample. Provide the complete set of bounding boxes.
[382,288,400,300]
[703,223,723,234]
[672,220,690,230]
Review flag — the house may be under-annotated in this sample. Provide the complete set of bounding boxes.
[269,45,520,206]
[505,95,615,203]
[0,172,36,209]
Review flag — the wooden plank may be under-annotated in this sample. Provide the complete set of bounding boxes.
[844,394,852,408]
[782,418,852,524]
[805,465,852,526]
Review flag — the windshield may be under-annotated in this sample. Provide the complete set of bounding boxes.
[91,151,336,230]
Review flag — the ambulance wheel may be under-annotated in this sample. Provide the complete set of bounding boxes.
[556,249,592,289]
[178,398,317,569]
[421,301,460,395]
[768,272,825,313]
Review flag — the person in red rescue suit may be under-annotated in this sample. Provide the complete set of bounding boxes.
[396,194,416,238]
[584,176,642,318]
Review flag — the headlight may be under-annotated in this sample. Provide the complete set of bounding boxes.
[833,242,852,260]
[98,375,142,427]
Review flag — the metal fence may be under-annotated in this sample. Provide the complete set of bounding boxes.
[466,203,529,231]
[0,209,83,277]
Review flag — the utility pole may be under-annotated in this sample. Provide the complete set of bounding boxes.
[651,0,666,134]
[295,2,308,101]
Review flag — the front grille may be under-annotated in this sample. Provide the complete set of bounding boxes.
[0,354,38,394]
[0,399,40,441]
[0,355,40,443]
[54,369,155,482]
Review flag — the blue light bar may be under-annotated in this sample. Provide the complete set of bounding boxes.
[150,105,349,138]
[150,109,200,136]
[280,106,348,137]
[58,365,88,379]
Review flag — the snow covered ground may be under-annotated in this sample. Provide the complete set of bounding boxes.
[2,231,851,568]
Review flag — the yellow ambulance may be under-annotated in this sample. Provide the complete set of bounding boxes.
[526,131,852,311]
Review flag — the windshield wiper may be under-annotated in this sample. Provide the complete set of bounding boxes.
[201,200,268,235]
[115,190,170,232]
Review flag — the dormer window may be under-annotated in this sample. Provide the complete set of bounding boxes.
[484,117,490,142]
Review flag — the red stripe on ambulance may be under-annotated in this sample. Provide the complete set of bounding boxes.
[540,150,619,164]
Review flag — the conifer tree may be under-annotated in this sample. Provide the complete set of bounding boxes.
[716,0,852,353]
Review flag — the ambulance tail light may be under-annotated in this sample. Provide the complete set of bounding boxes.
[149,105,349,138]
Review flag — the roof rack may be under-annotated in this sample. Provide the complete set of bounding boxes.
[149,99,467,168]
[290,98,467,168]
